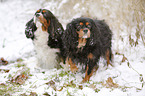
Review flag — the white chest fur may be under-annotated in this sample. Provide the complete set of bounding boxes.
[33,26,59,69]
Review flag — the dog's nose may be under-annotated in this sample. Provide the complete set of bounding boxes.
[35,13,40,17]
[83,29,88,34]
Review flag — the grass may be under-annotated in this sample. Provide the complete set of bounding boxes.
[0,83,22,95]
[0,61,31,95]
[0,55,144,95]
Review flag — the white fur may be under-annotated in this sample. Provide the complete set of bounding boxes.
[33,17,59,69]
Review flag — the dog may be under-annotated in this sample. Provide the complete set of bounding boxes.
[63,17,112,82]
[25,9,64,69]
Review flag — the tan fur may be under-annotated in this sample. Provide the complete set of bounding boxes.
[66,57,78,73]
[87,53,94,59]
[38,15,50,31]
[77,38,87,48]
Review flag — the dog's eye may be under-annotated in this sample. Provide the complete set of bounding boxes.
[76,25,81,31]
[87,24,91,29]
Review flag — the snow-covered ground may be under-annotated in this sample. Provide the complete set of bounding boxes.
[0,0,145,96]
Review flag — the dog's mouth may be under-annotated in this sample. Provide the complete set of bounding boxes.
[82,34,88,38]
[77,28,91,48]
[77,28,90,39]
[77,38,87,48]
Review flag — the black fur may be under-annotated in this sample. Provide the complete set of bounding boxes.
[63,17,112,79]
[25,18,37,40]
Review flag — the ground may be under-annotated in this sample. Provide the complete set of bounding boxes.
[0,0,145,96]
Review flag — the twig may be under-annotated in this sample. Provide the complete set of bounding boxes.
[115,52,145,89]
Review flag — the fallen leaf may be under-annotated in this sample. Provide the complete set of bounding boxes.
[78,85,83,90]
[89,84,96,89]
[0,57,8,65]
[46,80,55,86]
[122,55,127,62]
[11,73,28,85]
[0,69,10,73]
[102,77,118,88]
[30,92,38,96]
[46,80,56,91]
[43,92,51,96]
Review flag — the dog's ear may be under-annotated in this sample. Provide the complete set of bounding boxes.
[89,20,101,46]
[94,20,112,47]
[63,23,78,51]
[48,17,64,39]
[25,18,37,40]
[47,17,64,48]
[66,23,78,39]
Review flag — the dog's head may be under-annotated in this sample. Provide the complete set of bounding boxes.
[64,17,100,49]
[34,9,64,38]
[25,9,64,41]
[34,9,52,32]
[72,18,92,39]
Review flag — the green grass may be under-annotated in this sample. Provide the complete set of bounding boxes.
[0,83,22,95]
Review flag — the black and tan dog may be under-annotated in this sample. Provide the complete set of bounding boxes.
[25,9,64,69]
[63,17,112,82]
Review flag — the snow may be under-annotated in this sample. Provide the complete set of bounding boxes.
[0,0,145,96]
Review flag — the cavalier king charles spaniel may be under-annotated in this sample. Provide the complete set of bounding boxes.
[25,9,64,69]
[63,17,112,82]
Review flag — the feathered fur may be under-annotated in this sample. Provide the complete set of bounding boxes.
[25,9,64,69]
[63,17,112,82]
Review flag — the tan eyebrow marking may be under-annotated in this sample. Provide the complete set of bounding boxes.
[86,22,89,25]
[37,9,40,13]
[42,10,46,13]
[80,22,83,26]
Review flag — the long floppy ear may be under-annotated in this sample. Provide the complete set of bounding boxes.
[25,18,37,40]
[95,20,112,47]
[63,23,78,52]
[89,20,101,46]
[48,17,64,39]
